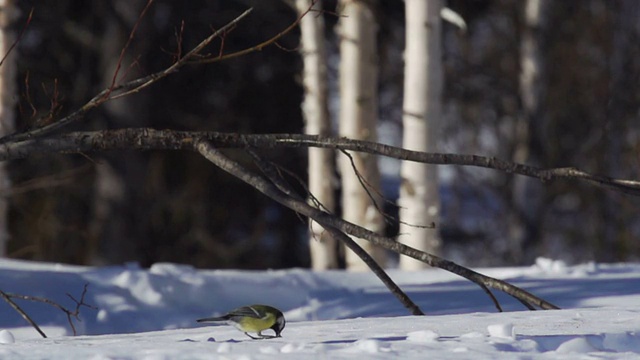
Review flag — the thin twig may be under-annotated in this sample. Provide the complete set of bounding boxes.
[339,149,435,230]
[191,1,317,65]
[339,149,386,216]
[0,289,47,338]
[478,284,503,312]
[103,0,155,100]
[0,7,33,67]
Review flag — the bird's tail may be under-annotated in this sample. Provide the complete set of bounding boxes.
[196,316,228,323]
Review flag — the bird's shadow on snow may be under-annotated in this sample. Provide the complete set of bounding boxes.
[178,337,251,343]
[320,336,407,345]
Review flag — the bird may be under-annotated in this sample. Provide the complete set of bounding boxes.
[196,304,286,340]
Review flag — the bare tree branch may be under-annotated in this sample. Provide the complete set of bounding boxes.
[195,139,559,310]
[245,147,425,315]
[0,0,320,147]
[0,7,255,145]
[1,129,638,197]
[0,283,96,338]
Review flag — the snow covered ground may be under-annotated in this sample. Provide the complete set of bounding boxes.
[0,258,639,359]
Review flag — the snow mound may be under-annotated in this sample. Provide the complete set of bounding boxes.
[406,329,440,342]
[0,330,15,344]
[487,323,515,339]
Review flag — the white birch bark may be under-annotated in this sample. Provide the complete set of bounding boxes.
[520,0,545,117]
[338,0,386,271]
[0,0,17,257]
[295,0,337,269]
[398,0,443,269]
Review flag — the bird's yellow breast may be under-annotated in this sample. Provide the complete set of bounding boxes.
[235,312,276,332]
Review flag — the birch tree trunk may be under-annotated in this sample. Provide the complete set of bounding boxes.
[0,0,17,257]
[295,0,337,269]
[338,0,386,271]
[398,0,443,269]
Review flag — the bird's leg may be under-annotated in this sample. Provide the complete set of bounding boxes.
[244,332,261,340]
[256,331,276,339]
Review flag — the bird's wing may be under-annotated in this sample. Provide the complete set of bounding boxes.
[228,306,263,319]
[196,316,227,322]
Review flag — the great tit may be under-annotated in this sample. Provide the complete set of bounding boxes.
[196,304,285,340]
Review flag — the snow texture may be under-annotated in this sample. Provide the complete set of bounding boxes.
[0,258,639,359]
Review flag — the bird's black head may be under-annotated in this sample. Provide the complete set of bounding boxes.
[271,313,286,337]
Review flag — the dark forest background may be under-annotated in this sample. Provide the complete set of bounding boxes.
[6,0,640,268]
